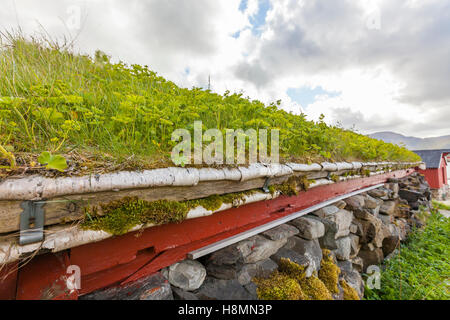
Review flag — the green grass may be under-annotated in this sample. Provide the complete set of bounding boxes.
[0,32,421,173]
[364,211,450,300]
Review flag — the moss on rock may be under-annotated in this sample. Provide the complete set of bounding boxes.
[254,271,305,300]
[318,249,341,294]
[340,279,360,300]
[300,275,334,300]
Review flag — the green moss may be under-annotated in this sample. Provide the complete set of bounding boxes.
[254,271,305,300]
[278,258,307,282]
[330,174,340,183]
[270,176,312,197]
[81,196,189,235]
[340,279,360,300]
[318,249,341,294]
[361,169,371,177]
[81,190,257,235]
[300,275,334,300]
[278,258,333,300]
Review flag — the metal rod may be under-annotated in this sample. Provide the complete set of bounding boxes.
[187,183,384,260]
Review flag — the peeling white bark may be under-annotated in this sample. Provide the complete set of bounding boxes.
[0,161,423,201]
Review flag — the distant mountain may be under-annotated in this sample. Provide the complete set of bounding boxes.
[369,131,450,150]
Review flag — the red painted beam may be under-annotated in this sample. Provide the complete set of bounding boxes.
[14,169,414,299]
[122,169,414,284]
[16,251,76,300]
[0,262,18,300]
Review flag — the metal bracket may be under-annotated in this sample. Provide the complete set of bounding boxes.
[262,177,272,193]
[19,201,45,245]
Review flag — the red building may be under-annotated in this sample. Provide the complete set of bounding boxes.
[414,149,449,200]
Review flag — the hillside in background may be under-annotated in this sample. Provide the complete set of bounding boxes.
[369,132,450,150]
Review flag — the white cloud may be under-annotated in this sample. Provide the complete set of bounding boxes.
[0,0,449,138]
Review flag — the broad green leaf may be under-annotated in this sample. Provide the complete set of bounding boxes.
[38,152,68,172]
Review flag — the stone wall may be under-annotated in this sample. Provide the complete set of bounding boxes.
[81,173,432,300]
[432,184,449,201]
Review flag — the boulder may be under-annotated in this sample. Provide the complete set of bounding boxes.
[168,260,207,291]
[207,243,250,265]
[351,257,364,273]
[382,235,400,257]
[290,216,325,240]
[363,195,380,209]
[236,259,278,285]
[338,262,364,299]
[271,248,309,268]
[380,201,397,215]
[195,278,253,300]
[332,200,347,209]
[314,209,354,245]
[344,195,365,210]
[206,262,241,280]
[80,272,173,300]
[311,205,339,218]
[358,248,384,272]
[262,224,299,241]
[333,236,352,261]
[289,237,323,275]
[378,213,393,225]
[399,189,423,203]
[354,214,383,245]
[353,208,378,221]
[349,234,361,258]
[368,188,388,198]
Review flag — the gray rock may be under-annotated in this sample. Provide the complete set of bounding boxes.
[349,223,358,234]
[244,282,258,300]
[333,236,352,261]
[172,287,199,300]
[334,200,348,209]
[262,224,299,241]
[289,237,323,275]
[314,209,354,244]
[311,205,339,218]
[378,213,393,225]
[353,208,378,220]
[364,195,382,209]
[290,216,325,240]
[358,248,384,272]
[354,214,383,245]
[195,278,253,300]
[380,201,397,215]
[399,189,423,203]
[349,234,361,258]
[338,263,364,298]
[206,262,240,280]
[344,195,365,210]
[271,248,309,268]
[382,235,400,257]
[351,257,364,273]
[237,259,278,285]
[243,236,287,263]
[80,272,172,300]
[368,188,388,198]
[208,245,247,265]
[169,260,207,291]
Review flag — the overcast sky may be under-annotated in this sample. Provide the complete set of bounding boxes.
[1,0,449,138]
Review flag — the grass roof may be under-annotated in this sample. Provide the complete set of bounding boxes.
[0,33,420,176]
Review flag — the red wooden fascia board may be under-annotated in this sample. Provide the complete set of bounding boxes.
[12,168,414,299]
